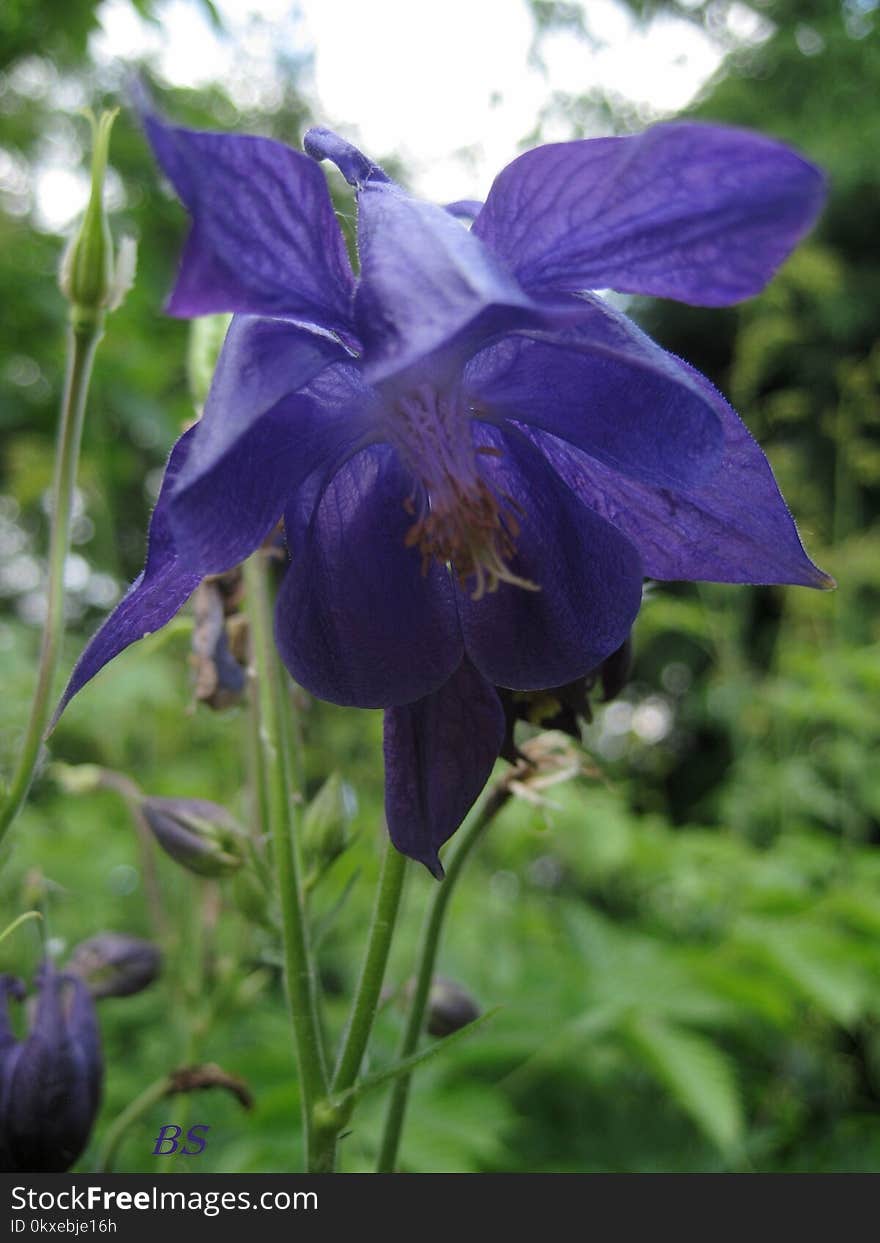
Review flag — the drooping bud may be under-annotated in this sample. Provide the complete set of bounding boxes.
[0,962,103,1172]
[426,976,481,1038]
[301,774,355,877]
[59,110,136,327]
[140,796,245,878]
[66,933,162,999]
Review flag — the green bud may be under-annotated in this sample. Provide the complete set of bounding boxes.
[140,796,245,879]
[187,314,233,410]
[59,109,136,326]
[302,774,355,875]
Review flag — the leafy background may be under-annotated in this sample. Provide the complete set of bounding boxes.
[1,0,879,1172]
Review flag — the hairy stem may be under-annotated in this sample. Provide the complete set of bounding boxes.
[243,551,328,1172]
[307,840,408,1173]
[0,317,104,845]
[376,781,512,1172]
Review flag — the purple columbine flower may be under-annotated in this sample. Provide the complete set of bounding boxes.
[0,962,103,1171]
[58,106,830,875]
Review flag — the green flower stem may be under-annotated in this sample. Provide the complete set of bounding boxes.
[95,1074,171,1174]
[333,842,407,1095]
[242,551,328,1171]
[376,779,512,1173]
[307,840,407,1172]
[0,314,104,846]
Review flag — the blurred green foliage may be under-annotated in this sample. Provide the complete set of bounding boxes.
[1,0,879,1173]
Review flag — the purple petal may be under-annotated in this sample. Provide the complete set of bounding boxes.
[55,431,204,719]
[169,316,366,571]
[275,444,463,708]
[5,966,102,1173]
[467,295,723,491]
[142,111,356,333]
[457,427,643,688]
[473,122,825,305]
[527,364,832,588]
[304,127,391,188]
[353,179,538,384]
[383,659,505,876]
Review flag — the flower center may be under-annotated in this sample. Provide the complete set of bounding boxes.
[384,382,538,600]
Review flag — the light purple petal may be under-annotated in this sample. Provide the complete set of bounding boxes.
[143,112,356,333]
[467,295,723,491]
[473,122,825,305]
[457,427,643,688]
[304,127,392,188]
[275,444,463,708]
[526,363,832,588]
[383,659,505,877]
[169,316,368,571]
[55,431,204,720]
[353,180,539,384]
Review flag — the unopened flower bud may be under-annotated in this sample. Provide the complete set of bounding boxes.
[302,774,355,874]
[140,796,245,878]
[66,932,162,999]
[59,109,136,326]
[0,962,102,1171]
[426,976,481,1038]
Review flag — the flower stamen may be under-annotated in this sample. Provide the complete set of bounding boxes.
[386,382,538,599]
[403,477,538,601]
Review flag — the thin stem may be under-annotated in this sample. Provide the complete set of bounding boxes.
[376,781,512,1173]
[243,551,328,1171]
[0,317,104,845]
[333,842,407,1096]
[94,1074,171,1173]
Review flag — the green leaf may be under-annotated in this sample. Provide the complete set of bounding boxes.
[339,1008,501,1108]
[622,1013,744,1156]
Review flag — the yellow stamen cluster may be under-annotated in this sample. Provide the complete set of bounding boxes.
[403,476,538,601]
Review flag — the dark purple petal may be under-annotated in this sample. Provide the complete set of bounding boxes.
[275,445,463,708]
[467,295,723,491]
[383,659,505,876]
[353,179,538,384]
[142,112,355,333]
[457,427,643,689]
[5,965,102,1172]
[55,431,203,719]
[0,976,24,1059]
[169,316,368,571]
[526,364,832,588]
[473,122,825,305]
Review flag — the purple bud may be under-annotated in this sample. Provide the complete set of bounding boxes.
[140,796,245,878]
[66,933,162,999]
[426,976,481,1038]
[0,962,103,1172]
